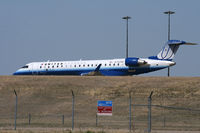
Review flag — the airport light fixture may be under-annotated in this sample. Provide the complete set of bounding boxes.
[122,16,131,58]
[164,11,175,77]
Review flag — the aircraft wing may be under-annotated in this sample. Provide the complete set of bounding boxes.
[80,64,103,76]
[94,64,102,72]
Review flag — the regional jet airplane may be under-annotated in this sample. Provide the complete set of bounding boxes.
[13,40,196,76]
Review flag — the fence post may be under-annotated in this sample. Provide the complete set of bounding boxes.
[96,114,98,127]
[162,93,166,128]
[28,113,31,125]
[14,89,18,130]
[62,115,64,125]
[129,91,132,132]
[71,90,75,130]
[163,116,166,127]
[148,91,153,133]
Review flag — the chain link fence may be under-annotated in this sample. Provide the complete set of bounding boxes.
[0,92,200,131]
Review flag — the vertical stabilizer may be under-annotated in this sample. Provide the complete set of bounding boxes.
[149,40,197,61]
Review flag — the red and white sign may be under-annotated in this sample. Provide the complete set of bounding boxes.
[97,101,112,116]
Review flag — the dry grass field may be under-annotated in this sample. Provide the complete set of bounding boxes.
[0,76,200,133]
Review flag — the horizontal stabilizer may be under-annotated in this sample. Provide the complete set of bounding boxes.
[181,42,198,45]
[168,40,198,45]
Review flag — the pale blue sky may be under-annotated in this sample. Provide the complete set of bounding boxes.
[0,0,199,76]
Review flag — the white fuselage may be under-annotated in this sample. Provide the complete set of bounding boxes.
[13,58,175,76]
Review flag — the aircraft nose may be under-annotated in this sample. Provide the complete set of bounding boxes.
[13,70,20,75]
[13,72,18,75]
[169,61,176,66]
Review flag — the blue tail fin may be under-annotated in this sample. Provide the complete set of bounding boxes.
[149,40,197,61]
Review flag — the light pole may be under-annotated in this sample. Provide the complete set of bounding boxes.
[122,16,131,58]
[164,11,175,77]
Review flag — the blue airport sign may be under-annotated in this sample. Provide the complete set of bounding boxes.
[98,101,112,107]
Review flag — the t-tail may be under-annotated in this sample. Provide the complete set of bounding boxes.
[149,40,197,61]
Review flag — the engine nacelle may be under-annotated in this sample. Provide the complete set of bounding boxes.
[125,57,146,66]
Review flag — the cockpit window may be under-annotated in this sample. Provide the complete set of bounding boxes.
[22,65,28,68]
